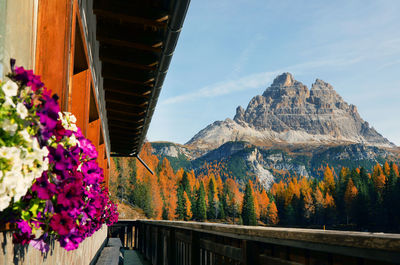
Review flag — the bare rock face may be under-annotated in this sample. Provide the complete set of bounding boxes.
[187,73,394,149]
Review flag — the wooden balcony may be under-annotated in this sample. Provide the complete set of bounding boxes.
[107,220,400,265]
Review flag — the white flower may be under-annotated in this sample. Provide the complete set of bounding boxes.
[67,134,80,147]
[77,162,83,172]
[19,129,33,144]
[16,103,28,119]
[3,96,16,108]
[2,80,18,97]
[0,146,20,160]
[0,194,11,211]
[1,119,18,136]
[3,171,19,190]
[58,112,78,132]
[41,158,49,171]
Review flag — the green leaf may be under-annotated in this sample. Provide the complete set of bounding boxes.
[21,210,31,220]
[29,202,40,216]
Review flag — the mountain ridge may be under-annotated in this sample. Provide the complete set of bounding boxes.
[150,73,398,188]
[186,73,394,150]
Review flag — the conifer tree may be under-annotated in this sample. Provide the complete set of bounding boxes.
[181,171,191,197]
[207,176,219,219]
[176,185,185,220]
[242,181,257,226]
[195,182,207,221]
[183,191,192,220]
[267,201,279,225]
[323,165,335,194]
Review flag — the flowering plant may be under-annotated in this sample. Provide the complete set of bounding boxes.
[0,62,118,252]
[0,73,49,211]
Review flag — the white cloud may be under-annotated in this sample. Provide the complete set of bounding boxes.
[161,71,280,105]
[161,52,369,106]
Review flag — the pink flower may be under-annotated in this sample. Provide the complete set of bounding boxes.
[31,173,56,200]
[50,211,74,236]
[57,182,83,209]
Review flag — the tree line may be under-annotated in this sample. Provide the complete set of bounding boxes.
[110,143,400,231]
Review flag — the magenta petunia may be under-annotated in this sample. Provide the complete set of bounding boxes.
[57,182,83,209]
[31,173,56,200]
[50,211,74,236]
[7,64,119,252]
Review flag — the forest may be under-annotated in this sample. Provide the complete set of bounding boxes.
[110,143,400,232]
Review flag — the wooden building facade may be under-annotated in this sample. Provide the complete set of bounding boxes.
[0,0,190,264]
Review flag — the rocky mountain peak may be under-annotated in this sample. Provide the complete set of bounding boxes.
[234,106,245,121]
[312,78,334,90]
[188,73,395,149]
[271,72,295,87]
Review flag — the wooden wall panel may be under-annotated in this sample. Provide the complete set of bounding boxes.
[97,144,105,168]
[70,69,90,136]
[88,119,100,151]
[35,0,72,110]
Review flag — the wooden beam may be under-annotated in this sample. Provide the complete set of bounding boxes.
[109,126,141,133]
[108,116,145,124]
[93,0,169,21]
[104,76,155,86]
[100,57,157,71]
[111,140,141,149]
[110,136,142,144]
[109,138,140,147]
[93,9,168,28]
[102,63,153,83]
[102,74,155,86]
[105,88,151,99]
[110,129,142,136]
[107,114,145,123]
[99,44,159,67]
[97,37,163,53]
[107,109,146,117]
[110,123,144,130]
[96,18,164,51]
[107,98,149,108]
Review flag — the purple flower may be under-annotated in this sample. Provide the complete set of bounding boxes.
[59,235,79,251]
[31,173,56,199]
[81,161,102,185]
[16,220,31,234]
[12,220,34,245]
[57,182,83,209]
[50,211,74,236]
[29,233,49,253]
[49,145,74,172]
[79,138,98,159]
[44,200,54,214]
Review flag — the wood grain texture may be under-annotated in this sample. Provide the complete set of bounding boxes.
[0,225,107,265]
[35,0,72,110]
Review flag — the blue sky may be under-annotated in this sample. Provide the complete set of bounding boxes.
[147,0,400,146]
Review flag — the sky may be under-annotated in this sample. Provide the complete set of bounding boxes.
[147,0,400,146]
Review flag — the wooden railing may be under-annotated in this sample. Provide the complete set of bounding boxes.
[109,220,400,265]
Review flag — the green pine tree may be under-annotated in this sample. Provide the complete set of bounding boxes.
[195,182,207,221]
[181,171,191,196]
[207,176,218,219]
[176,185,185,220]
[241,181,257,226]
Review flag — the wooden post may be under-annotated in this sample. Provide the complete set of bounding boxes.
[157,227,164,265]
[168,228,176,265]
[134,222,138,250]
[243,240,259,265]
[191,231,200,265]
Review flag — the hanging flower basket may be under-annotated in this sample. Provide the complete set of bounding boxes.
[0,61,118,252]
